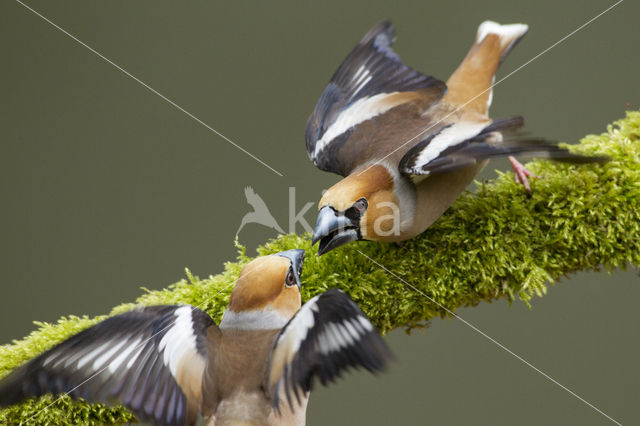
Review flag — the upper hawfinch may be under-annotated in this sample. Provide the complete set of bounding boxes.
[307,21,606,255]
[0,249,392,425]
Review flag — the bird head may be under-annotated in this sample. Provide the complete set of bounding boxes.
[312,165,399,255]
[223,249,305,329]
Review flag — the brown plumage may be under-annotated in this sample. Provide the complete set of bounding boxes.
[307,20,606,255]
[228,255,300,317]
[0,250,392,425]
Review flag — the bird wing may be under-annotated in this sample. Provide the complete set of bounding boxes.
[0,305,220,426]
[305,20,446,176]
[243,186,284,233]
[267,289,392,411]
[399,116,607,175]
[244,186,266,210]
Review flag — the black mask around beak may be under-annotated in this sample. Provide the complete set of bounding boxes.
[311,206,360,256]
[275,249,305,289]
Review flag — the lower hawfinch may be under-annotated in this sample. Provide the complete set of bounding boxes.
[306,21,606,255]
[0,249,392,425]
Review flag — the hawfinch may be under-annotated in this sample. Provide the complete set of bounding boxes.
[307,21,605,255]
[0,250,391,425]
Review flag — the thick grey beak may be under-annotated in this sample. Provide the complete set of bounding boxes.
[311,206,359,256]
[275,249,305,289]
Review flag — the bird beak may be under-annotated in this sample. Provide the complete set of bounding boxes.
[312,206,360,256]
[275,249,305,289]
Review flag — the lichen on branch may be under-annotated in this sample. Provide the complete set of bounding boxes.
[1,111,639,424]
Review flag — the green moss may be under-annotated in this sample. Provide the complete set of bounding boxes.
[1,111,639,424]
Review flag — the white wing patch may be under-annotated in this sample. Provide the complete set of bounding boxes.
[158,306,198,377]
[126,345,145,369]
[66,307,200,377]
[351,65,367,84]
[318,317,371,355]
[267,295,320,389]
[356,315,374,332]
[350,65,372,99]
[92,339,128,370]
[109,337,142,373]
[415,121,488,169]
[312,92,402,160]
[77,341,114,369]
[352,77,372,99]
[282,295,319,354]
[61,345,98,369]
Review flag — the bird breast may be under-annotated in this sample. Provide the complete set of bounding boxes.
[407,160,489,238]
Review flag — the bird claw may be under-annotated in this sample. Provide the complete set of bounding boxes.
[509,156,540,194]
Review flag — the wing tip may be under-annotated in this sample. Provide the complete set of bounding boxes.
[482,116,525,135]
[360,20,395,45]
[0,375,25,407]
[546,150,610,164]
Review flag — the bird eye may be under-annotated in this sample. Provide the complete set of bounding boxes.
[285,268,296,286]
[353,198,368,213]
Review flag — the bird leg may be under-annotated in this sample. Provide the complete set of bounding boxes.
[509,156,539,193]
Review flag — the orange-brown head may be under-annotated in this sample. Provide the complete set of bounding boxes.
[221,250,305,330]
[312,165,402,255]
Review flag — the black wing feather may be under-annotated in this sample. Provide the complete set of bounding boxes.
[306,21,445,173]
[428,139,608,174]
[400,116,607,175]
[0,305,216,426]
[268,289,393,411]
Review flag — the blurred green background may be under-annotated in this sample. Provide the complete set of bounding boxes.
[1,0,638,424]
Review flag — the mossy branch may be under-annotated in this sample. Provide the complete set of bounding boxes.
[2,111,639,424]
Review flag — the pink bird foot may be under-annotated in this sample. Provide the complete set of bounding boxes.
[509,156,540,194]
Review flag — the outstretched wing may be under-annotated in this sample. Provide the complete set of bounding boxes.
[244,186,267,211]
[305,20,446,176]
[267,289,392,411]
[0,305,219,426]
[399,116,608,175]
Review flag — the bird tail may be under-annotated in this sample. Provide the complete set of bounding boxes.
[444,21,528,115]
[475,117,609,164]
[475,21,529,66]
